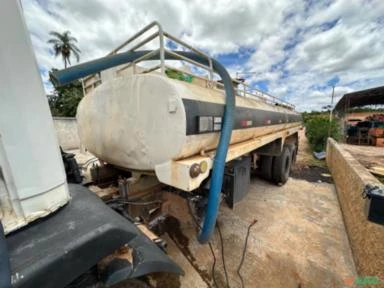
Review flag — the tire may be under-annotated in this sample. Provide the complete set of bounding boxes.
[285,143,297,171]
[272,146,292,185]
[260,155,274,181]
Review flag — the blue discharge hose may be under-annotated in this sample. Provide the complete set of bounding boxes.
[51,50,235,244]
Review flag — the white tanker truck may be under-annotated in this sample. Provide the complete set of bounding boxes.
[78,72,301,189]
[52,21,302,244]
[1,1,302,285]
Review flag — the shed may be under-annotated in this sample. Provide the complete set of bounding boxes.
[334,86,384,113]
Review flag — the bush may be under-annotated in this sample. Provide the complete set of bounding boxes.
[305,116,339,152]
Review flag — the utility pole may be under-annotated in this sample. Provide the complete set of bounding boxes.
[328,86,335,137]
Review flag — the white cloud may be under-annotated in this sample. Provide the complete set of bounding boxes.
[21,0,384,111]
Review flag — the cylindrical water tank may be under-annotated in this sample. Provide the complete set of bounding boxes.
[77,74,301,171]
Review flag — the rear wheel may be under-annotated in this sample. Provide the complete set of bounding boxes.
[260,155,273,181]
[285,143,297,171]
[272,146,292,185]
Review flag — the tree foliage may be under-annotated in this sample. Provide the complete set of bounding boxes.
[47,30,82,117]
[48,31,80,68]
[305,115,340,152]
[48,69,83,117]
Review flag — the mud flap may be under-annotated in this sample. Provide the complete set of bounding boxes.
[101,235,184,286]
[7,184,183,288]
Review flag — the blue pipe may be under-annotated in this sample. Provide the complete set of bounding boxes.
[51,50,235,244]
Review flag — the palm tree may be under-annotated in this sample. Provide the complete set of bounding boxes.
[48,31,81,68]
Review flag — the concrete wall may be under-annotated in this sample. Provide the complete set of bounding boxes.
[327,138,384,278]
[53,117,80,150]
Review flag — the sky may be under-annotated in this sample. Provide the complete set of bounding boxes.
[21,0,384,111]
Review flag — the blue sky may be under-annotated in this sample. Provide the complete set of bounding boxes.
[21,0,384,111]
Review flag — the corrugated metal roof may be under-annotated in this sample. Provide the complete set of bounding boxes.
[334,85,384,112]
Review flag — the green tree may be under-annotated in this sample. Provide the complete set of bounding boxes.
[48,68,83,117]
[48,31,80,68]
[305,116,340,152]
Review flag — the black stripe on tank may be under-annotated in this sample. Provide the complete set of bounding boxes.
[182,98,302,135]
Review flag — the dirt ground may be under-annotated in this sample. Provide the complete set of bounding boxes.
[158,130,356,288]
[339,143,384,183]
[291,129,333,183]
[340,143,384,169]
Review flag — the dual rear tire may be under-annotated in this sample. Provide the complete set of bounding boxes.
[259,144,296,185]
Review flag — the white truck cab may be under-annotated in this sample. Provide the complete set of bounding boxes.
[0,0,70,236]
